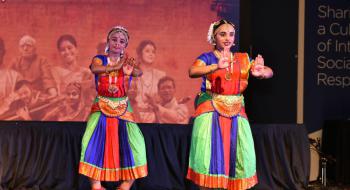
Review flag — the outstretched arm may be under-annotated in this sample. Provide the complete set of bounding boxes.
[189,64,218,78]
[90,63,123,74]
[189,48,231,78]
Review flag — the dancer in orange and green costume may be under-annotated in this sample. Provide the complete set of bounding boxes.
[79,26,146,190]
[187,20,273,190]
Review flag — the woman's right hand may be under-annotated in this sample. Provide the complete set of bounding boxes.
[122,63,134,76]
[217,48,230,69]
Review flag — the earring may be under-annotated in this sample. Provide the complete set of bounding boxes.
[211,37,216,45]
[104,42,109,54]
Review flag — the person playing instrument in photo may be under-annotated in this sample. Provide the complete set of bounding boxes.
[0,80,41,120]
[41,82,90,121]
[186,19,273,190]
[78,26,146,190]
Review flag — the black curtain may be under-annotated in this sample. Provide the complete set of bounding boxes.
[240,0,298,124]
[0,122,309,190]
[0,121,84,190]
[322,120,350,184]
[252,124,310,190]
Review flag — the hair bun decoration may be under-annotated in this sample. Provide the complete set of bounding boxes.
[207,21,217,45]
[111,26,129,37]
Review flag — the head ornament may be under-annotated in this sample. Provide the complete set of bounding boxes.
[105,25,129,53]
[207,19,235,45]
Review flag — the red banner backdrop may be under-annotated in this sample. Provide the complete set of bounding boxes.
[0,0,237,123]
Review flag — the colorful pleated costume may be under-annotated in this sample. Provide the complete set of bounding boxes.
[187,51,258,189]
[79,54,147,181]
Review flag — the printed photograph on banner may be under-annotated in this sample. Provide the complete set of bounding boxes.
[0,0,239,123]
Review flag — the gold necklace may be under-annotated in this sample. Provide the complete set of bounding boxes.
[214,50,234,81]
[107,57,120,93]
[224,52,234,81]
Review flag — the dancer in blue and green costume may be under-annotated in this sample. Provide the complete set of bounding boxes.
[79,26,146,190]
[187,20,273,190]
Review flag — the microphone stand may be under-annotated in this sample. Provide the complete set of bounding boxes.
[309,138,336,189]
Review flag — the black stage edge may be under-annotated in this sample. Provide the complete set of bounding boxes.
[0,121,310,190]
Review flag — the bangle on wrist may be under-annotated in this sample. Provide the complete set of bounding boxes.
[209,65,216,73]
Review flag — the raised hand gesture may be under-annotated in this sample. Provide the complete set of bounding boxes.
[251,54,265,78]
[218,47,230,69]
[122,57,135,75]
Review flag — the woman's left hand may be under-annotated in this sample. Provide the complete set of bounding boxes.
[251,54,265,78]
[122,63,134,75]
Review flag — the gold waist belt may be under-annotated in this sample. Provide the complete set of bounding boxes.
[97,96,128,117]
[211,93,243,118]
